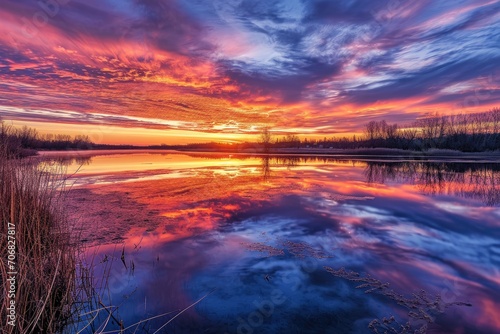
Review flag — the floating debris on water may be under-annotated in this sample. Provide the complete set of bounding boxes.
[329,194,375,201]
[282,240,332,259]
[240,242,285,257]
[241,239,332,259]
[324,266,472,334]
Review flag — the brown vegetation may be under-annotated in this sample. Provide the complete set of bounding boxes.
[0,138,76,332]
[0,124,212,332]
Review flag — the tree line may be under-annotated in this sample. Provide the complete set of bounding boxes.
[0,122,94,157]
[265,108,500,152]
[363,108,500,151]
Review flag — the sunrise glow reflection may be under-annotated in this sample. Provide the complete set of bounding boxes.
[53,152,500,333]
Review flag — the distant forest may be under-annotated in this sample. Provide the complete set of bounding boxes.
[0,122,138,157]
[1,108,499,156]
[350,108,500,152]
[0,122,94,157]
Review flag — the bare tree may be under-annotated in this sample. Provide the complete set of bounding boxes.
[18,125,38,148]
[492,108,500,134]
[365,121,377,143]
[385,123,398,141]
[260,127,272,153]
[399,128,418,149]
[416,112,447,149]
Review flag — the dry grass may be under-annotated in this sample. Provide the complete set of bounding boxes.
[0,144,76,333]
[0,124,210,333]
[0,131,128,333]
[0,132,208,333]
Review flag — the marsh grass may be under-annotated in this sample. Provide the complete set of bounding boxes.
[0,146,169,333]
[0,145,76,333]
[0,121,215,332]
[0,143,210,333]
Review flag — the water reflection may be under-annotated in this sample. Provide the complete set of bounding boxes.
[258,157,500,206]
[261,156,271,181]
[365,162,500,205]
[38,154,93,167]
[49,151,500,334]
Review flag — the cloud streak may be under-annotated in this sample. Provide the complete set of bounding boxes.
[0,0,499,143]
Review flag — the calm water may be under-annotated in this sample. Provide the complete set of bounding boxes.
[44,151,500,333]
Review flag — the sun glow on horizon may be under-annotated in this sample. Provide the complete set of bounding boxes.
[0,0,498,144]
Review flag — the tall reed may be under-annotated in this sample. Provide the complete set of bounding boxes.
[1,122,196,333]
[1,136,76,333]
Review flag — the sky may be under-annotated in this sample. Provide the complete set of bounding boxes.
[0,0,499,145]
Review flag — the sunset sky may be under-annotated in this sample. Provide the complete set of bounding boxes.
[0,0,499,145]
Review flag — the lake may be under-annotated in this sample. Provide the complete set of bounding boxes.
[42,150,500,334]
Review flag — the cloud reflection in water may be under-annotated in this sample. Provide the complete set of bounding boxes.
[59,152,500,333]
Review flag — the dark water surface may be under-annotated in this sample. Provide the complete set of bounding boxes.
[46,151,500,333]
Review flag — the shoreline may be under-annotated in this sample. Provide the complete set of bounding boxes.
[34,147,500,161]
